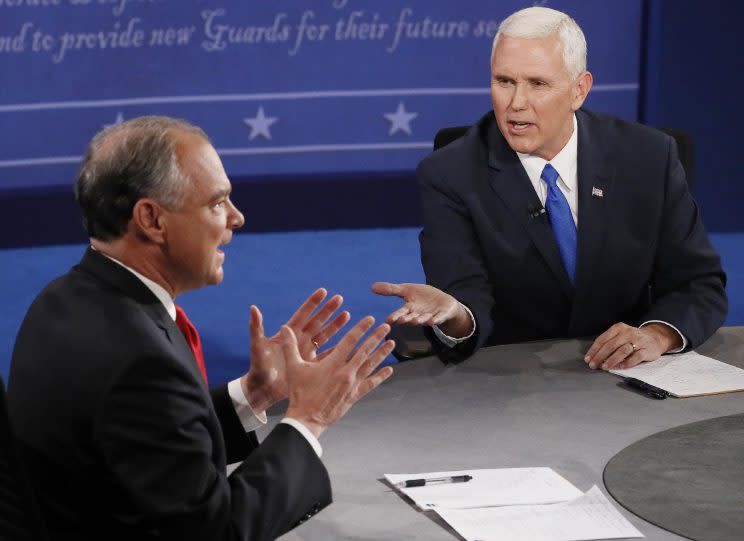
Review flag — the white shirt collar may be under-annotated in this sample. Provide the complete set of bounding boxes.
[516,114,578,192]
[96,249,177,321]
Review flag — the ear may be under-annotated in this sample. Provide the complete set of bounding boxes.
[131,198,167,244]
[571,71,593,111]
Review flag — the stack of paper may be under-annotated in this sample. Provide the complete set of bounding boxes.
[384,468,643,541]
[384,468,582,509]
[610,350,744,397]
[435,486,642,541]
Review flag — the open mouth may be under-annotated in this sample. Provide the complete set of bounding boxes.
[508,120,533,132]
[217,239,230,255]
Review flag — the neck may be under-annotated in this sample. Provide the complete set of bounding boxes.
[539,116,575,161]
[91,237,177,298]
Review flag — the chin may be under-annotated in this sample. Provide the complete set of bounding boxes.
[506,138,537,155]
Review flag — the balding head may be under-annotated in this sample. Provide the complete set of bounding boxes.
[74,116,209,241]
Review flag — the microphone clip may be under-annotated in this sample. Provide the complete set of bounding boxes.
[527,204,547,219]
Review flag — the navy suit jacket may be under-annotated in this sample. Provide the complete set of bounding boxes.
[8,248,331,541]
[418,109,727,363]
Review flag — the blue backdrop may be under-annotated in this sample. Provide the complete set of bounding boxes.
[0,0,641,189]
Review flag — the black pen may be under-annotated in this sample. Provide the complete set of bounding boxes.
[623,377,669,399]
[400,475,473,488]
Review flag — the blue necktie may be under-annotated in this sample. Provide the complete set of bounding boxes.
[541,163,576,283]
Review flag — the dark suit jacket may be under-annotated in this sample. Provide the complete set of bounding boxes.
[419,109,727,363]
[8,248,331,541]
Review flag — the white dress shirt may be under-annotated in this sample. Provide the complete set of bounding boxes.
[100,252,323,461]
[434,115,686,352]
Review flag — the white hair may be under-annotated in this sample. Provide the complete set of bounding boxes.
[491,6,587,78]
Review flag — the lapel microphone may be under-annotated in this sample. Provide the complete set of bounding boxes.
[527,203,547,220]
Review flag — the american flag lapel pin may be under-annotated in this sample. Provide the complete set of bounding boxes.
[591,186,604,198]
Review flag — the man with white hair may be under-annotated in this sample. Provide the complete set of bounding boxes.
[374,6,726,368]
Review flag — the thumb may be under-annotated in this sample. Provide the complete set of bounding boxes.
[279,325,303,365]
[371,281,403,297]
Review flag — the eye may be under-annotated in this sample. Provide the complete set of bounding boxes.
[212,199,226,209]
[493,76,513,87]
[531,79,548,88]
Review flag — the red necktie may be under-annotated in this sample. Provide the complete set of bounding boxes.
[175,305,208,384]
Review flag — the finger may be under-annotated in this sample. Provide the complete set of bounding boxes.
[249,305,265,343]
[585,323,629,363]
[348,324,390,371]
[598,342,636,371]
[286,288,328,328]
[354,365,394,402]
[430,310,451,326]
[312,310,351,347]
[279,326,303,365]
[397,311,420,324]
[331,316,376,362]
[357,339,395,379]
[371,282,404,297]
[316,346,335,362]
[612,351,647,370]
[612,340,663,370]
[387,304,413,323]
[413,312,434,325]
[303,294,344,336]
[586,325,632,367]
[587,337,629,369]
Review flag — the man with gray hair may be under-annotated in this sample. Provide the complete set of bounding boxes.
[8,116,394,540]
[374,6,726,368]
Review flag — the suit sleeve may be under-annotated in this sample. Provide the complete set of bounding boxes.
[95,355,331,541]
[642,135,728,347]
[209,385,259,464]
[417,158,495,362]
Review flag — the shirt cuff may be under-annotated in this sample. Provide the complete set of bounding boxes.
[432,303,476,347]
[280,418,323,458]
[640,320,688,353]
[227,378,267,433]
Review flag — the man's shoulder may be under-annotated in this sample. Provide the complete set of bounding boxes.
[578,109,671,148]
[418,111,495,173]
[19,259,166,352]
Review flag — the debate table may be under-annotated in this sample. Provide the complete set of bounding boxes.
[278,327,744,540]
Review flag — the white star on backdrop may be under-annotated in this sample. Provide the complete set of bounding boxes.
[384,102,418,135]
[104,112,124,129]
[243,106,278,140]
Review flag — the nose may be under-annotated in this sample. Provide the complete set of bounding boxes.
[227,199,245,230]
[509,82,528,111]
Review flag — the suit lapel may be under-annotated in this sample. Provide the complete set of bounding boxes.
[486,121,574,298]
[570,111,615,328]
[76,248,202,382]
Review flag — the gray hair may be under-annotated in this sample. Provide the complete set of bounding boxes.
[491,6,587,78]
[74,116,208,241]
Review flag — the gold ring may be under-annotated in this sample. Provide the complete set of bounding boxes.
[312,339,320,350]
[630,342,637,352]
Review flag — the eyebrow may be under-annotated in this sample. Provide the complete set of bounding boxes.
[208,188,231,202]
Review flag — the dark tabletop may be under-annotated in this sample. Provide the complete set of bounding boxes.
[278,327,744,541]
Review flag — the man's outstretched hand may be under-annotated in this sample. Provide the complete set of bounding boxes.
[371,282,473,339]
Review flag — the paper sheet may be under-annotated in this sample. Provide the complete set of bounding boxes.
[610,350,744,397]
[434,485,643,541]
[384,467,582,510]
